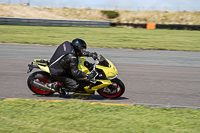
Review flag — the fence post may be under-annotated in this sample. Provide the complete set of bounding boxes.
[146,23,156,29]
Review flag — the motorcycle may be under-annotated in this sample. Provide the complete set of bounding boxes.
[27,55,125,99]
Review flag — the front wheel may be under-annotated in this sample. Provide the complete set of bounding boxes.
[97,78,125,99]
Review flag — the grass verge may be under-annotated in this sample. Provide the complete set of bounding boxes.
[0,99,200,133]
[0,25,200,51]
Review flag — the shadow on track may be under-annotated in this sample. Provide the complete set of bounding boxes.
[33,94,128,101]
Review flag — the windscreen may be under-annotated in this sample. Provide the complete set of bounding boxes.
[98,55,109,67]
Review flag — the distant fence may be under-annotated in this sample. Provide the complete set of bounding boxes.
[110,23,200,30]
[156,24,200,30]
[1,17,199,30]
[0,17,110,28]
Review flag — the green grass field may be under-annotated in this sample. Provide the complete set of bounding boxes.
[0,25,200,51]
[0,99,200,133]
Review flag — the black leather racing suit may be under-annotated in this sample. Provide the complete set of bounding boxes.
[49,41,94,89]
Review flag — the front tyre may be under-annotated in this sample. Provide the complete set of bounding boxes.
[97,78,125,99]
[27,71,55,95]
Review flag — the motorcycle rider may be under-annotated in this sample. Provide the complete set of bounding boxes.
[49,38,98,92]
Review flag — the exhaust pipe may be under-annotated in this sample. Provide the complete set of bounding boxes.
[32,80,56,92]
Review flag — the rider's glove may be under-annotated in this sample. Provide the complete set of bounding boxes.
[87,70,97,81]
[90,52,98,60]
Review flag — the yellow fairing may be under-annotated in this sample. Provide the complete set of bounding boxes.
[34,59,50,73]
[96,60,118,78]
[78,57,118,78]
[78,57,90,74]
[77,57,117,93]
[84,80,112,93]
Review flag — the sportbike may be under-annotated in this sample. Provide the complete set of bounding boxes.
[27,55,125,99]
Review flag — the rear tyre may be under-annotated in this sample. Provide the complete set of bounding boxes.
[97,78,125,99]
[27,71,55,95]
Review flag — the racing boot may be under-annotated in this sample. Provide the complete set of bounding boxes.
[47,82,66,95]
[46,82,60,91]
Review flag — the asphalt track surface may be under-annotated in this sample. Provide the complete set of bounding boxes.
[0,43,200,108]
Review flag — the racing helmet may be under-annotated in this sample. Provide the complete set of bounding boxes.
[71,38,87,55]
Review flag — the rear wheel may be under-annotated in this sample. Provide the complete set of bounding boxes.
[97,78,125,99]
[27,71,55,95]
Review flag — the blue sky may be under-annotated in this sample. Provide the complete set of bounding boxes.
[1,0,200,11]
